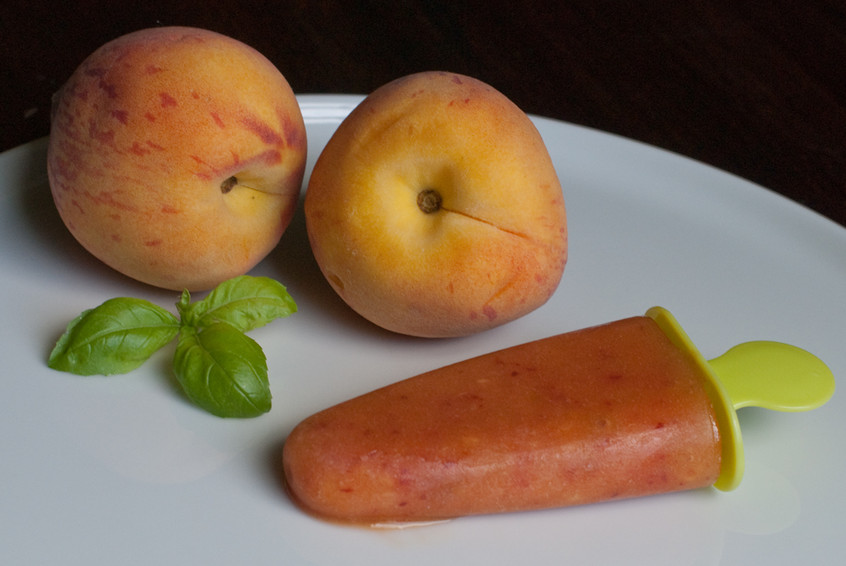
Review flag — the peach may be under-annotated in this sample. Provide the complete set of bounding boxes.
[304,71,567,337]
[47,26,307,291]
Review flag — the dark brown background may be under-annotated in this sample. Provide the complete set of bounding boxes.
[2,0,844,227]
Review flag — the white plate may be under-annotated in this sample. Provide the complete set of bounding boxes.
[2,94,844,565]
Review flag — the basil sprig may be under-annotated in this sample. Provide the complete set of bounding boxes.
[48,275,296,418]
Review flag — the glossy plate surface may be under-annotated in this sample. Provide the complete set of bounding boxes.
[2,94,843,565]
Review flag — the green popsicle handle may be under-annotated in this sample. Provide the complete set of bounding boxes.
[708,341,835,411]
[646,307,835,492]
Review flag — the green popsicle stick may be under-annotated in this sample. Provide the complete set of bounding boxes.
[646,306,835,492]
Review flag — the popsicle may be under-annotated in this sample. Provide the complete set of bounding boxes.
[281,307,834,525]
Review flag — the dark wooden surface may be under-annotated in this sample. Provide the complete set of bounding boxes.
[2,0,844,226]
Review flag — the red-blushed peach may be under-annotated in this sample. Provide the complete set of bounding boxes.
[47,26,306,291]
[304,71,567,337]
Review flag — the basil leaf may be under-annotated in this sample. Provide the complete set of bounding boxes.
[181,275,296,332]
[173,322,271,418]
[48,297,180,376]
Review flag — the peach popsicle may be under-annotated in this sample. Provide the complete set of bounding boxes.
[281,307,834,525]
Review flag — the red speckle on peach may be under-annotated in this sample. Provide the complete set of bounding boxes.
[159,92,178,107]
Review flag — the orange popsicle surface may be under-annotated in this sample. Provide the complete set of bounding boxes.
[282,316,721,524]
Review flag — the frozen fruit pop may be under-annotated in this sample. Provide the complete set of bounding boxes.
[281,307,834,525]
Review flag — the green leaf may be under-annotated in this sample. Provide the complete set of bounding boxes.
[172,322,271,418]
[48,297,180,376]
[181,275,297,332]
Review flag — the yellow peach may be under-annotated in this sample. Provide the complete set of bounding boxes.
[305,71,567,337]
[47,26,306,291]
